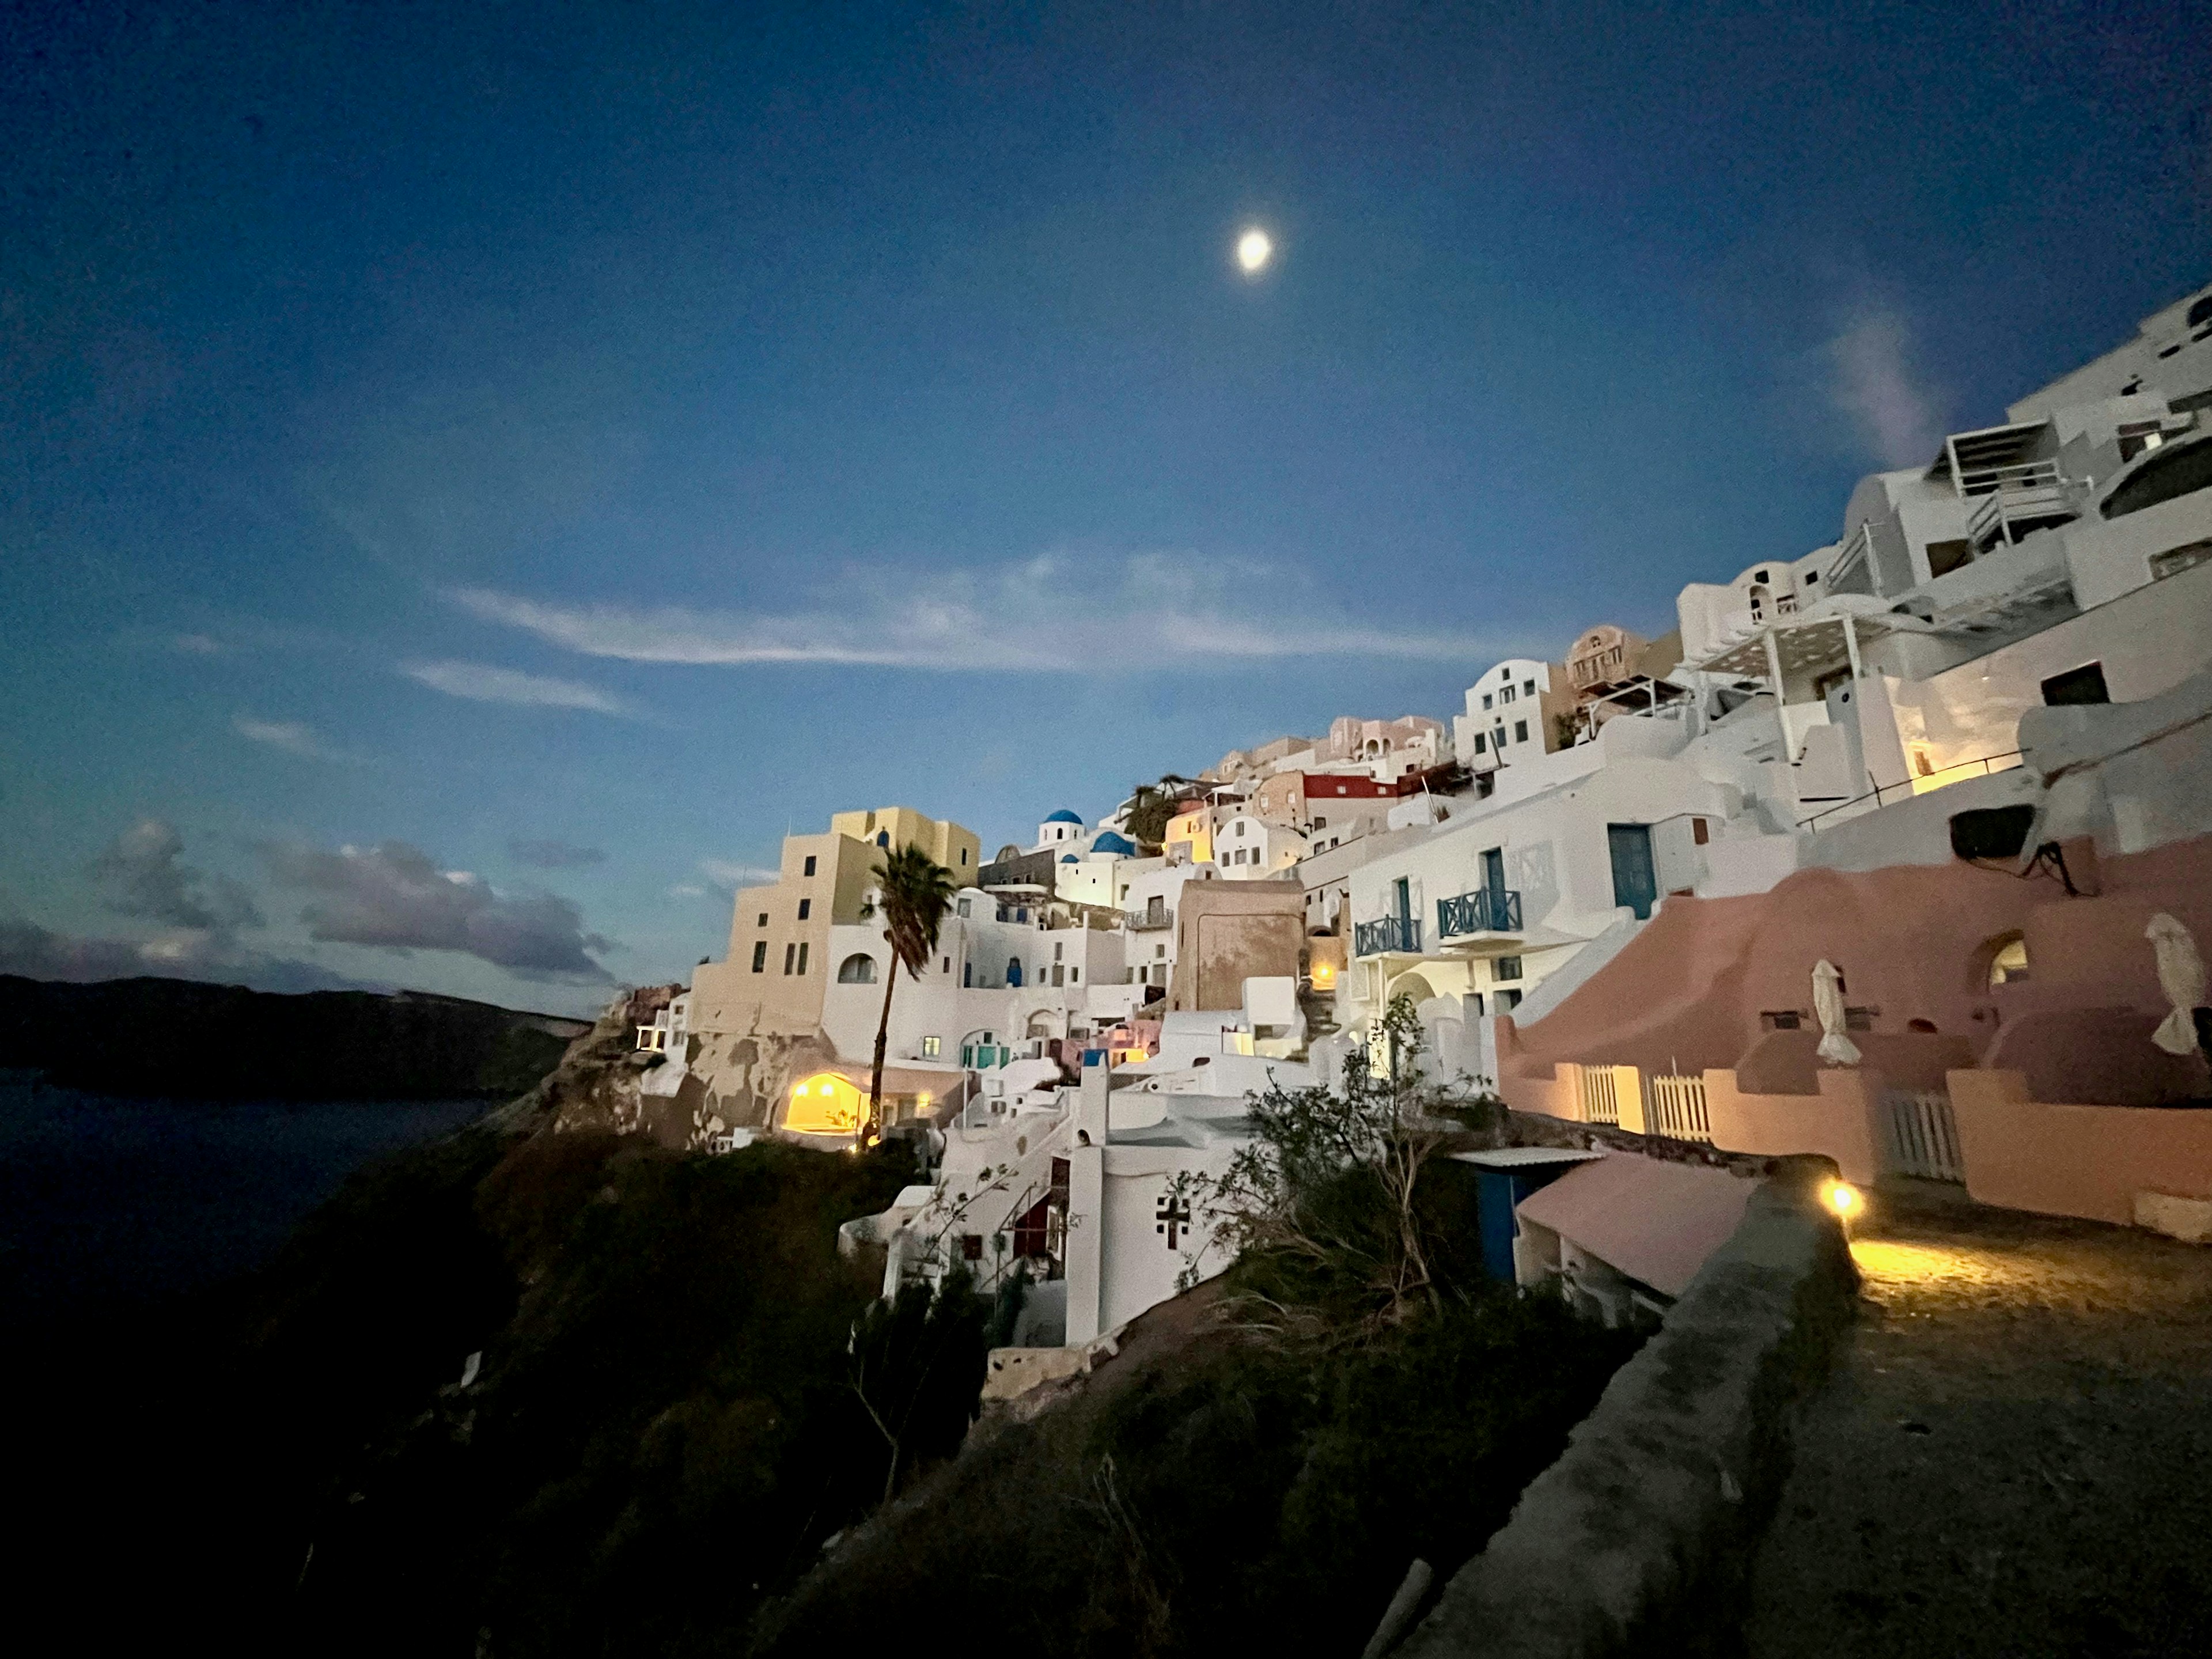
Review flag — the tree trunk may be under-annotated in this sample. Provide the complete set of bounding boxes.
[866,958,899,1150]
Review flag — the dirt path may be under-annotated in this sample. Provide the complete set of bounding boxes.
[1744,1181,2212,1658]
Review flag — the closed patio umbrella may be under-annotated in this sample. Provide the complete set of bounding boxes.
[2147,913,2206,1056]
[1813,959,1861,1066]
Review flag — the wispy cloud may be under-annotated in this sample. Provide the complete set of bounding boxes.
[448,553,1499,675]
[402,658,635,715]
[173,632,224,655]
[234,715,332,758]
[507,838,608,869]
[1827,309,1946,469]
[699,858,779,889]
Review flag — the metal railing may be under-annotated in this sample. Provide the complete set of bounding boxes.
[1956,457,2061,497]
[1643,1073,1713,1142]
[1436,887,1523,938]
[1353,914,1423,957]
[1882,1088,1964,1182]
[1796,749,2024,832]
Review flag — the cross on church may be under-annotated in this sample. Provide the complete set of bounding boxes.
[1156,1194,1192,1250]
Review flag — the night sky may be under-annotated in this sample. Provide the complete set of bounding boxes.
[3,2,2206,1013]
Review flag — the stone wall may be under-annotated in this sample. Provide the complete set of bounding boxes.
[1393,1159,1858,1659]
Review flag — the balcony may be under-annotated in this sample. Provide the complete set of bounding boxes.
[1436,887,1522,941]
[1964,464,2082,552]
[1353,914,1423,957]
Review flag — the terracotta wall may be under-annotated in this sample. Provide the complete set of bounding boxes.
[1950,1069,2212,1224]
[1703,1067,1885,1185]
[1497,833,2212,1106]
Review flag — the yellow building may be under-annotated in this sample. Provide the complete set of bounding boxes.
[690,806,980,1042]
[1164,804,1215,866]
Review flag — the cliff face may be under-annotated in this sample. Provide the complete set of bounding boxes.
[0,974,589,1100]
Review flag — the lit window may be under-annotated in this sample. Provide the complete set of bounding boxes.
[922,1035,941,1058]
[1987,935,2030,987]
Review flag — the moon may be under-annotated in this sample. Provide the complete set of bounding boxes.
[1236,228,1273,274]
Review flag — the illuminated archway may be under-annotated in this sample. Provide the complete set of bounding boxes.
[784,1071,862,1137]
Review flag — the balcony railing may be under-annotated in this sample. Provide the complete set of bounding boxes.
[1965,472,2081,551]
[1354,914,1422,957]
[1435,887,1522,938]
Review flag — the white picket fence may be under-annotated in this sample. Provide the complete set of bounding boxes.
[1883,1087,1964,1183]
[1565,1062,1624,1126]
[1643,1073,1714,1143]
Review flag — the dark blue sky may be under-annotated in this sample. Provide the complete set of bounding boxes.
[3,1,2205,1012]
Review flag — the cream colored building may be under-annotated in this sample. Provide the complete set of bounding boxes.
[687,806,980,1130]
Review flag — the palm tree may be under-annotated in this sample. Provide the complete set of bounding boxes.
[858,843,959,1149]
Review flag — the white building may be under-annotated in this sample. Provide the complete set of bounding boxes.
[1213,810,1309,878]
[1453,658,1575,772]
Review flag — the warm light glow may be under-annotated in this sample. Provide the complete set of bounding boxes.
[1236,228,1273,274]
[785,1071,862,1137]
[1311,961,1336,989]
[1826,1181,1861,1218]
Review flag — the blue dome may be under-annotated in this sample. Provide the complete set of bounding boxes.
[1061,853,1080,863]
[1043,808,1083,824]
[1090,830,1137,855]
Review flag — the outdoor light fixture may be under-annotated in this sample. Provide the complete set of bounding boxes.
[1825,1181,1861,1220]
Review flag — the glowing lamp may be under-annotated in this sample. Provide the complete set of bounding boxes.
[1825,1181,1861,1219]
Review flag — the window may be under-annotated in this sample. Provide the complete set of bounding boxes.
[756,912,768,927]
[836,953,877,984]
[1499,666,1512,680]
[942,956,950,974]
[1514,720,1528,743]
[1691,817,1710,846]
[1496,988,1521,1012]
[2150,539,2212,582]
[2040,662,2109,706]
[1482,694,1494,710]
[1523,679,1536,697]
[783,942,797,975]
[1054,942,1064,961]
[1760,1009,1802,1031]
[802,855,817,877]
[1473,733,1487,754]
[960,1234,983,1262]
[876,831,889,846]
[1236,820,1247,836]
[751,941,767,973]
[1499,684,1516,704]
[922,1035,941,1058]
[1494,956,1523,982]
[1312,815,1327,830]
[797,898,811,920]
[1926,539,1973,578]
[957,897,971,918]
[794,942,808,975]
[1070,967,1079,982]
[960,847,968,864]
[1986,934,2030,987]
[1805,571,1820,585]
[1755,569,1770,583]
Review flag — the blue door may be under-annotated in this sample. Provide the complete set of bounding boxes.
[1608,823,1657,920]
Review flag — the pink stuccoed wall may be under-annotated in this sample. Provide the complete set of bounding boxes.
[1950,1069,2212,1224]
[1703,1066,1885,1185]
[1495,833,2212,1108]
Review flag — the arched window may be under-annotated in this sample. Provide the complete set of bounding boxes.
[1982,933,2029,988]
[1747,582,1771,622]
[836,953,877,984]
[1006,956,1023,987]
[876,830,889,847]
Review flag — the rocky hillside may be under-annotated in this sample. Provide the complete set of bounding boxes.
[0,974,589,1099]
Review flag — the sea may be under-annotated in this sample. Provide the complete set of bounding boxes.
[0,1073,489,1324]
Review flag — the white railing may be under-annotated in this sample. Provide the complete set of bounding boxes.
[1966,478,2079,550]
[1882,1088,1964,1183]
[1565,1061,1622,1126]
[1956,457,2061,497]
[1643,1073,1713,1142]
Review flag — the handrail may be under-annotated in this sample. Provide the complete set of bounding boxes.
[1797,749,2024,832]
[1354,914,1423,957]
[1437,887,1523,938]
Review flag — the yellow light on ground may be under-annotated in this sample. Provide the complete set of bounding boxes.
[1236,228,1273,274]
[1826,1181,1861,1219]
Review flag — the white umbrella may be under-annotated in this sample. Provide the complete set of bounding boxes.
[1813,959,1861,1066]
[2147,913,2206,1056]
